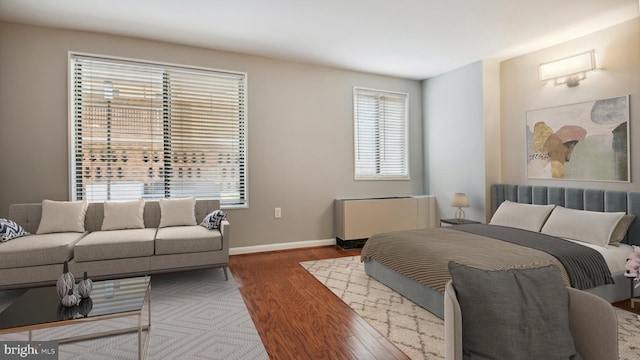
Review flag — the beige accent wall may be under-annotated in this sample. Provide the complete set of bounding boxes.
[482,59,502,221]
[0,21,424,248]
[500,18,640,191]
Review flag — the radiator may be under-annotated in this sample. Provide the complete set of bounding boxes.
[334,195,436,248]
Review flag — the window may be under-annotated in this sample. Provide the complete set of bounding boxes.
[70,54,247,207]
[353,87,409,180]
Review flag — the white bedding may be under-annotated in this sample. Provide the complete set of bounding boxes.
[566,239,632,273]
[490,201,635,274]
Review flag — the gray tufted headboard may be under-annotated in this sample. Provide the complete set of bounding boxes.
[491,184,640,246]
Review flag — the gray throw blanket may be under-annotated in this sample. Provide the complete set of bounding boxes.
[452,224,614,289]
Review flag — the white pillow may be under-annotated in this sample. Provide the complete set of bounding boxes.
[159,197,197,228]
[36,200,89,234]
[489,201,555,232]
[540,206,625,247]
[101,199,145,231]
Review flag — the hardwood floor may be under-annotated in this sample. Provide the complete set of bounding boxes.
[229,245,640,360]
[228,246,409,360]
[613,292,640,314]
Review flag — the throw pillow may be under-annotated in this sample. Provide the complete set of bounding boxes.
[541,206,625,247]
[158,197,197,228]
[36,200,89,234]
[0,218,30,242]
[200,210,227,230]
[609,214,636,246]
[448,262,579,360]
[101,198,145,231]
[489,201,555,232]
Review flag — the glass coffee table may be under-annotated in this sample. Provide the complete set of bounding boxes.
[0,276,151,359]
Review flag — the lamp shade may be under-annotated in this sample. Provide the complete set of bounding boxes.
[450,193,469,208]
[539,50,600,86]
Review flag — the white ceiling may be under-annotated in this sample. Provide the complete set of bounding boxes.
[0,0,638,80]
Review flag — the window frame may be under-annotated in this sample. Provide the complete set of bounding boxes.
[68,52,249,208]
[353,86,410,181]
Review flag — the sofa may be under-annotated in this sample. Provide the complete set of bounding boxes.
[0,198,229,290]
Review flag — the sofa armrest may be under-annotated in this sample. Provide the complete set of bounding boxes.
[219,219,230,252]
[444,280,463,360]
[567,287,618,360]
[8,203,43,234]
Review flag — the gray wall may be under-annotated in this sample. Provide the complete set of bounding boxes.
[0,21,425,248]
[500,18,640,191]
[423,61,488,223]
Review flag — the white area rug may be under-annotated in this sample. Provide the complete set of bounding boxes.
[301,256,640,360]
[0,269,268,360]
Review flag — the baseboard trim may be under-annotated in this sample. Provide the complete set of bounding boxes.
[230,238,336,255]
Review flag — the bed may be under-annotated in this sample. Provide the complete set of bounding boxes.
[361,184,640,319]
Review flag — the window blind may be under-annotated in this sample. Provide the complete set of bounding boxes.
[353,87,409,180]
[70,54,246,206]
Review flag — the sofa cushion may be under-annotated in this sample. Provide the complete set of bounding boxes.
[74,228,156,262]
[101,199,145,231]
[0,232,85,269]
[155,226,222,255]
[159,197,197,228]
[36,199,89,234]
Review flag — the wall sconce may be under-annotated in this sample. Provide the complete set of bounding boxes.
[450,192,469,222]
[539,50,600,87]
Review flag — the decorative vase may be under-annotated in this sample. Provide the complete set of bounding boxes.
[78,272,93,298]
[61,289,79,308]
[56,261,75,299]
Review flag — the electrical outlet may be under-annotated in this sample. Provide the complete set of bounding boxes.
[274,207,282,219]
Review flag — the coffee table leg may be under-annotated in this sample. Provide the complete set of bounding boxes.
[149,286,151,329]
[138,313,142,360]
[28,330,32,341]
[139,283,151,360]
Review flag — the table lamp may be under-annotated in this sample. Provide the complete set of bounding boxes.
[451,193,469,222]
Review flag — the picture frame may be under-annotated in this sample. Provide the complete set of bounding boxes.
[526,95,630,182]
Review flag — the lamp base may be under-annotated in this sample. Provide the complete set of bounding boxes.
[455,208,465,222]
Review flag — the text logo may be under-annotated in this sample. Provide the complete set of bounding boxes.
[1,342,58,359]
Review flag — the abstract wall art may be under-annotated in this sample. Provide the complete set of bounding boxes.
[526,95,629,181]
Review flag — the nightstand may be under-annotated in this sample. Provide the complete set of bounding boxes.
[440,218,481,227]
